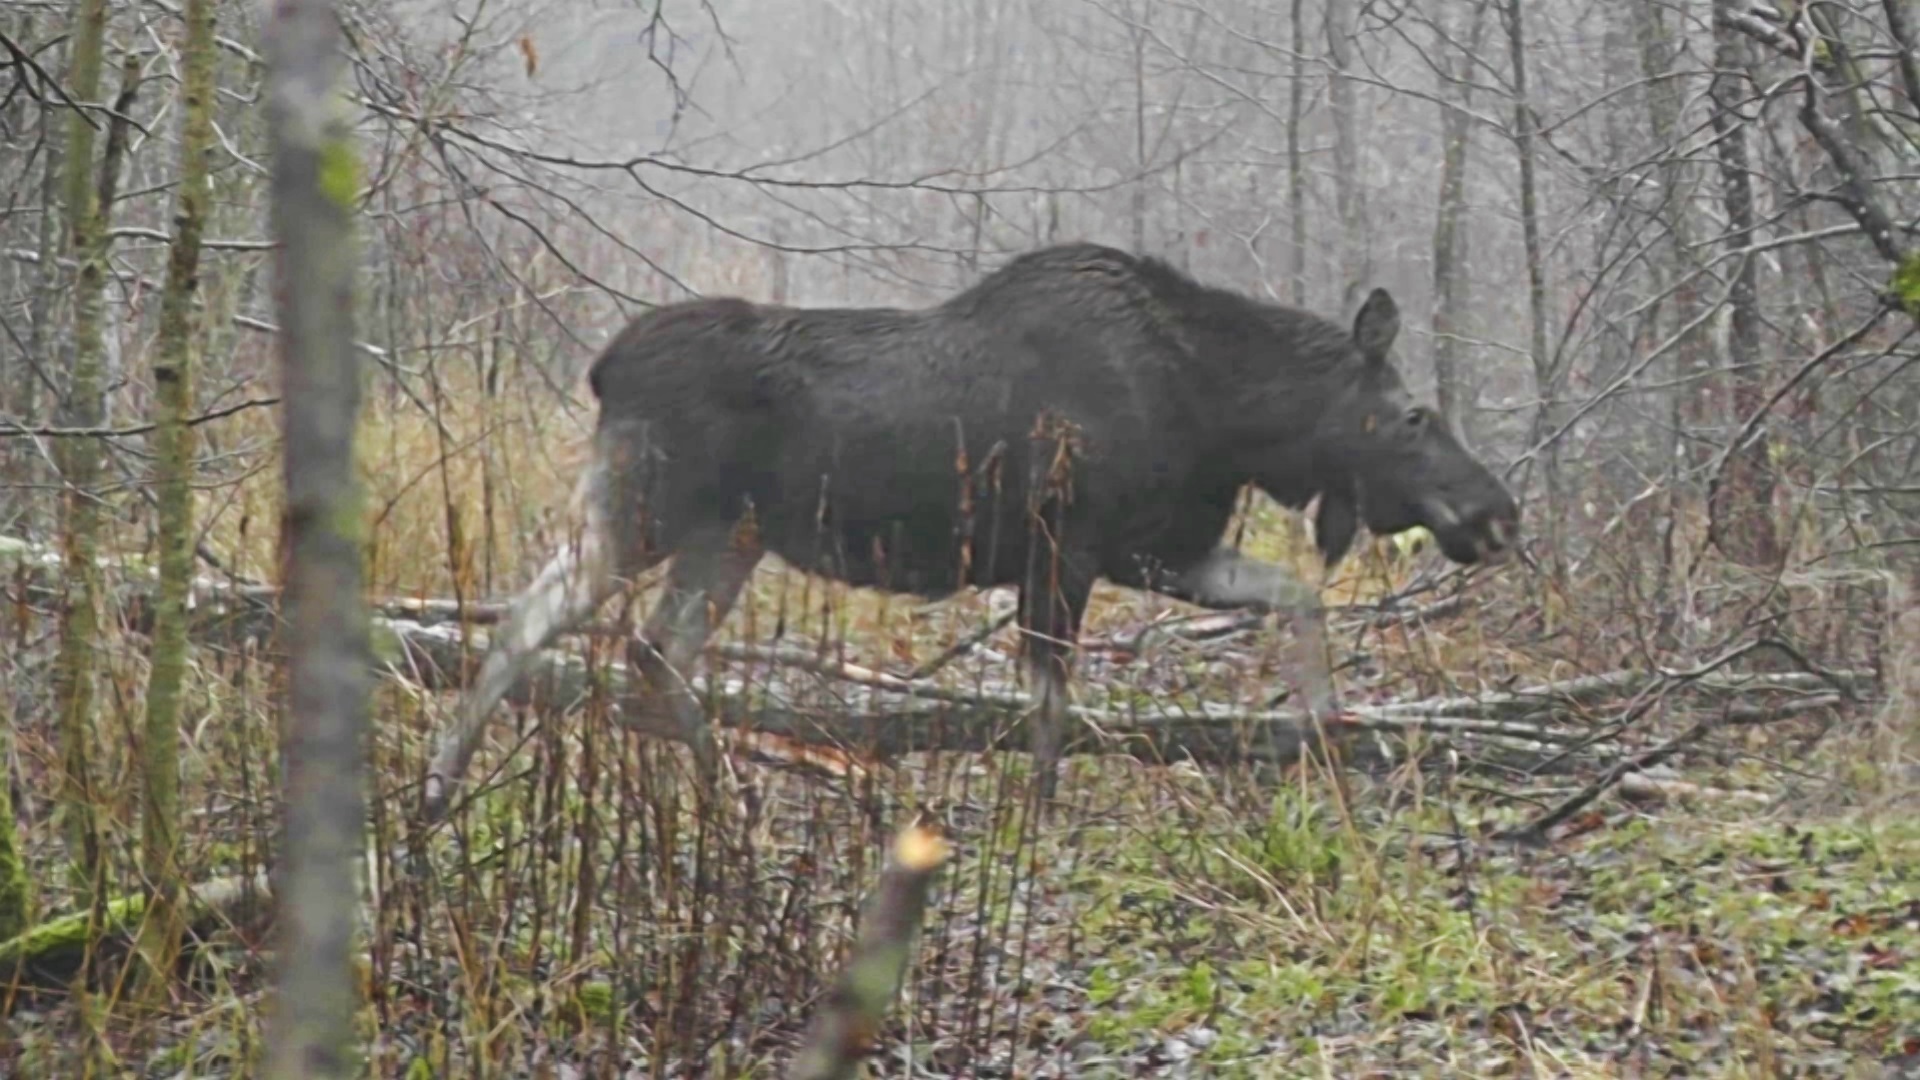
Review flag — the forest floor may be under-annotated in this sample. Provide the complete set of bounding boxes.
[932,753,1920,1077]
[4,557,1914,1079]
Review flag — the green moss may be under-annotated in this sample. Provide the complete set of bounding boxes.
[0,708,33,940]
[573,980,615,1024]
[0,891,147,972]
[1891,252,1920,318]
[0,804,32,942]
[404,1055,436,1080]
[317,135,361,212]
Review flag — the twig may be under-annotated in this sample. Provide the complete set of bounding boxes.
[1371,665,1870,723]
[1616,773,1771,808]
[0,30,97,126]
[1714,5,1807,62]
[0,396,282,439]
[1345,592,1469,629]
[904,609,1015,680]
[1795,74,1908,266]
[1499,717,1716,845]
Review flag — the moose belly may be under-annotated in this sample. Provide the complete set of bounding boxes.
[766,517,970,598]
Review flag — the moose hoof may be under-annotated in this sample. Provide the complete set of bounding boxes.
[421,774,454,823]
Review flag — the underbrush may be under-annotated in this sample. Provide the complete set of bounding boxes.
[3,375,1916,1077]
[1060,768,1920,1076]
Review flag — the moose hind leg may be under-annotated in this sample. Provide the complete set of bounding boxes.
[625,524,764,782]
[424,510,628,820]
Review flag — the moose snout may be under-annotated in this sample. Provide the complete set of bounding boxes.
[1475,507,1520,563]
[1421,491,1520,566]
[1462,492,1522,565]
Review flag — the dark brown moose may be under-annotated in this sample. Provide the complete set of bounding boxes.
[422,242,1518,817]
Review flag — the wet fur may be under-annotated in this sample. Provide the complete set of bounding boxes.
[585,242,1391,595]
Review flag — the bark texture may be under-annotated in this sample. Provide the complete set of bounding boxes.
[139,0,218,987]
[261,0,370,1074]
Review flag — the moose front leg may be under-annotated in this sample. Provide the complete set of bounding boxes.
[1157,546,1336,719]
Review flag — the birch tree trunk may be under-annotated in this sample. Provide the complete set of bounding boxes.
[261,0,370,1073]
[51,0,113,906]
[138,0,217,991]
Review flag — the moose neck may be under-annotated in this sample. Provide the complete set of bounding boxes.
[1182,301,1359,455]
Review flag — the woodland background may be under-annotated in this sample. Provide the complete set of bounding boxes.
[0,0,1918,1075]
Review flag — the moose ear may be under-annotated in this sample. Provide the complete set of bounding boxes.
[1352,288,1400,362]
[1313,489,1360,568]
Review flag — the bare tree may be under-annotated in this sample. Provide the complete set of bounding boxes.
[138,0,218,989]
[1429,0,1492,427]
[1706,0,1783,570]
[1287,0,1310,306]
[1502,0,1557,559]
[1633,0,1714,477]
[261,0,371,1073]
[1324,0,1370,313]
[50,0,117,906]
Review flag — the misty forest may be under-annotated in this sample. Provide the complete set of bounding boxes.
[1,0,1918,1075]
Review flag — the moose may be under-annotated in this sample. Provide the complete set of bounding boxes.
[421,242,1519,818]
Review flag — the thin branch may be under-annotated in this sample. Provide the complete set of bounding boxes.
[1796,76,1908,266]
[0,396,282,439]
[1499,715,1716,845]
[0,29,98,126]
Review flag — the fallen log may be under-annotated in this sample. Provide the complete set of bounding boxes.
[1370,667,1870,723]
[386,618,1360,770]
[2,539,1868,806]
[0,873,272,1000]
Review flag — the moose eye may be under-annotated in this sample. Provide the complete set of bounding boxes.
[1404,407,1428,428]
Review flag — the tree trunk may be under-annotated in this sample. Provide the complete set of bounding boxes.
[1707,0,1783,570]
[1429,0,1491,429]
[1634,0,1714,475]
[4,13,62,541]
[1130,10,1149,254]
[50,0,114,907]
[0,698,30,942]
[261,0,370,1073]
[138,0,217,992]
[1286,0,1308,306]
[1324,0,1369,314]
[1504,0,1558,562]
